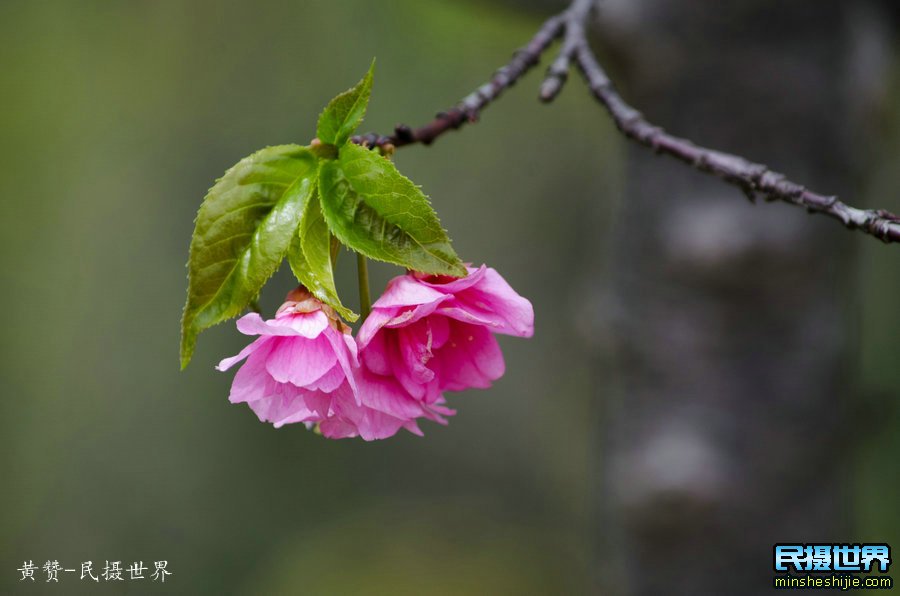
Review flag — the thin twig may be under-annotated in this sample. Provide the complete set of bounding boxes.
[355,0,900,244]
[352,13,565,149]
[540,0,592,101]
[571,21,900,243]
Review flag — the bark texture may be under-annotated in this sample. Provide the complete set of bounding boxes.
[594,1,890,594]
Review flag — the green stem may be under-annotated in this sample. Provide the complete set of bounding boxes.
[357,253,371,320]
[329,234,341,267]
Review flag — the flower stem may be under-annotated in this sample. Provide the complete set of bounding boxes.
[329,234,341,267]
[357,253,371,320]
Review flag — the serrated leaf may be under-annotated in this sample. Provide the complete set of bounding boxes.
[181,145,317,368]
[288,190,358,322]
[318,143,465,276]
[316,61,375,147]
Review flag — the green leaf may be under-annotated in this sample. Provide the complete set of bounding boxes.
[316,60,375,147]
[181,145,317,368]
[287,190,358,322]
[318,143,465,276]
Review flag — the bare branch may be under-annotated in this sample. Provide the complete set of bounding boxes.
[570,16,900,243]
[540,0,592,101]
[355,0,900,244]
[352,13,565,150]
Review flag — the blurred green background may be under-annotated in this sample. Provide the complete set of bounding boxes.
[0,1,897,594]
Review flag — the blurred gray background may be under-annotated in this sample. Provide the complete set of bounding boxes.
[0,1,898,594]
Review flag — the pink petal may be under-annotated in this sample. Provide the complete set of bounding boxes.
[421,376,444,405]
[356,369,428,419]
[433,267,533,337]
[249,388,314,427]
[417,264,487,293]
[324,376,417,441]
[340,329,359,363]
[383,300,447,329]
[403,420,425,436]
[360,330,392,376]
[388,334,427,400]
[419,396,456,425]
[372,274,448,309]
[302,391,333,419]
[227,341,276,403]
[421,406,452,425]
[355,308,395,349]
[428,315,450,350]
[270,397,319,428]
[322,327,360,401]
[216,336,270,372]
[318,384,365,438]
[284,311,332,338]
[398,320,436,385]
[357,299,448,347]
[435,305,501,330]
[236,311,328,339]
[437,323,505,392]
[306,363,346,393]
[465,325,506,382]
[356,410,409,441]
[460,267,534,337]
[264,336,337,388]
[318,418,360,439]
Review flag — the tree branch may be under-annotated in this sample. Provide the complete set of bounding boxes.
[352,12,565,150]
[354,0,900,244]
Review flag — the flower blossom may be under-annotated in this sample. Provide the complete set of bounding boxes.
[356,265,534,424]
[217,288,417,440]
[218,265,534,440]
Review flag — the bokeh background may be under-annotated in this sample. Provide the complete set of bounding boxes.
[0,1,897,594]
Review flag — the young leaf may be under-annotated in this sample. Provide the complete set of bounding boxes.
[181,145,317,368]
[318,143,465,276]
[316,61,375,147]
[287,190,358,322]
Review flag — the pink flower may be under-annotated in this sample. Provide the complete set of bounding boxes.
[357,265,534,413]
[217,288,416,440]
[218,265,534,441]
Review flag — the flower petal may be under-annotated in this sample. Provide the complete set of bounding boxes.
[360,330,392,376]
[236,311,329,339]
[357,410,410,441]
[388,334,427,400]
[248,386,313,427]
[357,368,428,419]
[357,299,448,347]
[384,300,447,329]
[403,420,425,436]
[318,418,360,439]
[302,390,333,419]
[216,336,270,372]
[373,274,448,309]
[434,266,533,337]
[306,363,346,393]
[398,320,436,385]
[461,267,534,337]
[228,341,276,403]
[322,327,360,401]
[428,315,450,350]
[417,264,487,293]
[264,336,337,388]
[437,323,505,391]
